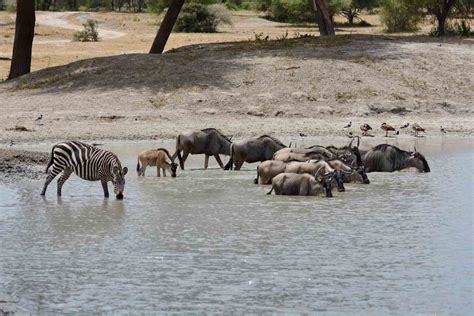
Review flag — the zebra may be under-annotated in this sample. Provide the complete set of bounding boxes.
[41,141,129,199]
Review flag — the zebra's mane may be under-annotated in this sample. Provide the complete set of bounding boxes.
[258,135,286,147]
[201,128,232,142]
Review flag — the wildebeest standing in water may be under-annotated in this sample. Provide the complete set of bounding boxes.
[267,170,333,197]
[137,148,177,177]
[363,144,430,173]
[172,128,232,170]
[224,135,287,170]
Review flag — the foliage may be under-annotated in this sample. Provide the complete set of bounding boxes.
[380,0,424,32]
[266,0,315,23]
[340,0,379,25]
[175,3,219,32]
[208,3,233,25]
[73,19,100,41]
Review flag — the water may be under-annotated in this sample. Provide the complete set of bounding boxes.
[1,137,473,313]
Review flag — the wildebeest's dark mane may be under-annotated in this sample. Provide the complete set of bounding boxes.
[258,135,286,147]
[373,144,408,154]
[201,128,232,142]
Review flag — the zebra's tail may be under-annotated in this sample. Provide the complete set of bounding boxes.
[45,145,55,174]
[136,158,141,173]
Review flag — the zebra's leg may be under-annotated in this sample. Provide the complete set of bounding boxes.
[101,179,109,198]
[41,165,62,195]
[204,155,210,169]
[57,168,72,196]
[214,154,224,169]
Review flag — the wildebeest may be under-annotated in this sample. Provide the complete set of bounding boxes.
[267,170,333,197]
[272,145,333,162]
[172,128,232,170]
[224,135,286,170]
[254,160,287,185]
[326,136,364,167]
[327,159,370,184]
[363,144,430,173]
[255,159,345,192]
[137,148,177,177]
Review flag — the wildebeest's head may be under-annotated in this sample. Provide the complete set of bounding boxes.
[112,166,128,199]
[316,170,333,198]
[170,162,178,177]
[333,170,345,192]
[411,152,431,173]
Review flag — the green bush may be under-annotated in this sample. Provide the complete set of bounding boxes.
[73,20,100,42]
[380,0,423,32]
[266,0,315,23]
[208,4,233,26]
[175,3,219,32]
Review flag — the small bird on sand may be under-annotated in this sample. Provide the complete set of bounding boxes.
[35,114,43,122]
[344,121,352,129]
[412,123,425,137]
[440,126,446,134]
[9,140,14,146]
[360,123,372,134]
[299,132,307,137]
[400,123,410,129]
[381,122,396,137]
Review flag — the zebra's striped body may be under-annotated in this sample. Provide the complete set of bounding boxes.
[41,141,128,198]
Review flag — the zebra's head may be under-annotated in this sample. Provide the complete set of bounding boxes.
[112,165,128,199]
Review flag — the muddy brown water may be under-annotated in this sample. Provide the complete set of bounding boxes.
[0,137,472,313]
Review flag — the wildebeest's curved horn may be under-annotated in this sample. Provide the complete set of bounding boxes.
[314,166,324,177]
[229,136,233,141]
[288,141,292,148]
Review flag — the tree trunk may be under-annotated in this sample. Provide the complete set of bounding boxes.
[311,0,335,36]
[8,0,36,80]
[149,0,185,54]
[437,14,446,36]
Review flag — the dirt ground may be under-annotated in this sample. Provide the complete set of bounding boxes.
[0,11,473,149]
[0,148,49,182]
[1,10,424,80]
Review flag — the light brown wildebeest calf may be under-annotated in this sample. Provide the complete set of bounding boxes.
[137,148,177,177]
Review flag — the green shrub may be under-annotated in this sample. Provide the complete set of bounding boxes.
[266,0,314,23]
[208,4,233,26]
[73,20,100,42]
[175,3,218,32]
[380,0,423,32]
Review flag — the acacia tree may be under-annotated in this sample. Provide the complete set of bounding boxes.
[8,0,36,80]
[312,0,335,36]
[341,0,378,25]
[425,0,458,36]
[149,0,185,53]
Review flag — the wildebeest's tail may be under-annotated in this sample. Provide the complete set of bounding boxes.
[224,143,234,170]
[254,165,259,184]
[136,158,141,172]
[175,135,184,170]
[266,187,274,195]
[45,145,56,173]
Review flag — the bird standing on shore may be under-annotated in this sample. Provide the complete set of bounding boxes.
[344,121,352,129]
[412,123,425,137]
[400,123,409,129]
[381,122,396,137]
[440,126,446,134]
[299,132,307,137]
[360,123,372,136]
[35,114,43,122]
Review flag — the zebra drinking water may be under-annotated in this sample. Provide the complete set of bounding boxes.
[41,141,128,199]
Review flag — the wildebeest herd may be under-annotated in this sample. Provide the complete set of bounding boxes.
[40,128,431,199]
